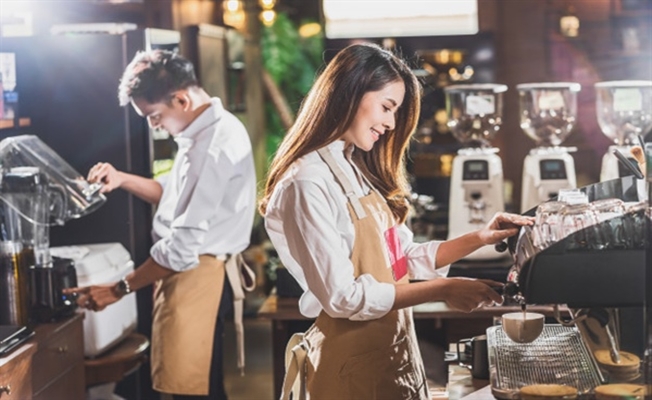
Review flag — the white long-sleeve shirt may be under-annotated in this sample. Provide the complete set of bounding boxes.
[151,98,256,272]
[265,140,449,321]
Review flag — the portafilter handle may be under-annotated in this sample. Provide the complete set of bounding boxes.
[492,281,522,305]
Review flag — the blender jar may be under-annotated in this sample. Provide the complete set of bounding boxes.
[517,82,581,147]
[0,135,105,224]
[445,83,508,148]
[594,80,652,146]
[0,135,105,324]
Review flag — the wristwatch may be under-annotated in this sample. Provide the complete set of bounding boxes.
[114,276,132,298]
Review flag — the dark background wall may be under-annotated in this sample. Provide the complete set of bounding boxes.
[13,0,651,211]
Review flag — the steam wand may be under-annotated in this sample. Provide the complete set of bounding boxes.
[612,148,644,179]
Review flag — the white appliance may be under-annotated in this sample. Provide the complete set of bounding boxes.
[445,83,508,260]
[595,80,652,181]
[520,147,577,212]
[50,243,137,357]
[517,82,581,212]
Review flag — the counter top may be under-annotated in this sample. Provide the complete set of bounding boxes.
[459,385,493,399]
[0,342,37,372]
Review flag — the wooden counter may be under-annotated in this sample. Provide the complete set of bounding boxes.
[0,313,85,400]
[0,342,37,399]
[258,293,564,399]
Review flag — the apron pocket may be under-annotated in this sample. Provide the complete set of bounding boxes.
[338,335,425,399]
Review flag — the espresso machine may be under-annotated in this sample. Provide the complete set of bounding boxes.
[517,82,581,212]
[595,80,652,181]
[485,175,649,398]
[0,135,105,325]
[445,83,508,260]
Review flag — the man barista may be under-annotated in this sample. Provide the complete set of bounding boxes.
[65,49,257,400]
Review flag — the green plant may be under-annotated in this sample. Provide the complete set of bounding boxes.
[262,12,324,161]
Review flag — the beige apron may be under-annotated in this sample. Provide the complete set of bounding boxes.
[151,255,225,395]
[281,147,429,400]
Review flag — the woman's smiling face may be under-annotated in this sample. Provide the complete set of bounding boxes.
[341,80,405,151]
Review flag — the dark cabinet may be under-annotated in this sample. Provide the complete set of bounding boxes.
[32,314,85,399]
[0,314,85,400]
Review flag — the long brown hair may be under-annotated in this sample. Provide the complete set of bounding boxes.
[259,43,420,223]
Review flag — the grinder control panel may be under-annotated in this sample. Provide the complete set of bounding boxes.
[462,160,489,181]
[539,159,567,180]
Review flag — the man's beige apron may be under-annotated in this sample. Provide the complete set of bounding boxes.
[151,255,225,395]
[282,147,429,400]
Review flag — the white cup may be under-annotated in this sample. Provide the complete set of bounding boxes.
[502,312,545,343]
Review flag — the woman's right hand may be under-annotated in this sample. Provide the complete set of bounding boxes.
[443,277,504,313]
[87,162,123,193]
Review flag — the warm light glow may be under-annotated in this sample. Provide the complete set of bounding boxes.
[299,22,321,37]
[259,0,276,10]
[299,22,322,38]
[560,15,580,37]
[440,154,454,176]
[462,65,474,80]
[225,0,241,13]
[223,0,245,31]
[260,10,276,26]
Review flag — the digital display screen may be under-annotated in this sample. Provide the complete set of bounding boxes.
[467,161,486,172]
[542,160,562,171]
[539,159,567,180]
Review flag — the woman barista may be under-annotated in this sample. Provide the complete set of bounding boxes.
[260,43,533,399]
[66,50,257,400]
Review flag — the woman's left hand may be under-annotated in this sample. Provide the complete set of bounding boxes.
[477,212,534,245]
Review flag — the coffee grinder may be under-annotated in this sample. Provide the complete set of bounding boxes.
[0,135,105,324]
[445,83,508,260]
[595,80,652,181]
[517,82,581,212]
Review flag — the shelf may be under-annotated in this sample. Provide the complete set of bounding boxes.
[0,118,30,130]
[612,9,652,19]
[591,50,652,59]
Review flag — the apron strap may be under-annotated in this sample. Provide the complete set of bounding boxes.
[317,147,367,219]
[280,333,308,400]
[224,253,256,375]
[353,162,386,203]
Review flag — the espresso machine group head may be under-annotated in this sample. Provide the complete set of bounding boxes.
[445,83,508,260]
[517,82,581,213]
[595,80,652,182]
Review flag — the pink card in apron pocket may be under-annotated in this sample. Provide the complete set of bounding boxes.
[384,225,407,281]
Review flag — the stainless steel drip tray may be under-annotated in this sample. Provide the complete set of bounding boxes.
[487,325,604,399]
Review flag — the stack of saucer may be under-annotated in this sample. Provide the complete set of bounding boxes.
[519,384,578,400]
[594,383,646,400]
[593,350,641,382]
